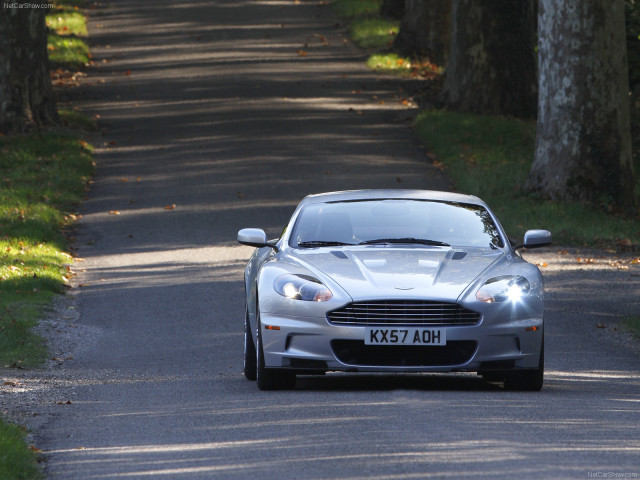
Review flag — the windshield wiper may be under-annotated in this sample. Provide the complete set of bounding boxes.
[359,238,450,247]
[297,240,355,248]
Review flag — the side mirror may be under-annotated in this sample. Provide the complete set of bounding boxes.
[522,229,552,249]
[237,228,268,248]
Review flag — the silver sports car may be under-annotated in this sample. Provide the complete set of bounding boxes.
[238,190,551,391]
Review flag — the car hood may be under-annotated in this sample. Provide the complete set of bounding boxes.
[290,247,503,302]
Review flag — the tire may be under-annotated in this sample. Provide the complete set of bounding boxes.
[256,314,296,391]
[504,340,544,392]
[243,307,257,381]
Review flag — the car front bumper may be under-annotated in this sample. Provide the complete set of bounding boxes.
[258,312,544,373]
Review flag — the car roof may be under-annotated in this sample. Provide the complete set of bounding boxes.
[299,189,486,207]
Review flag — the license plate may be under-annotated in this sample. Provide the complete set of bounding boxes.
[364,327,446,346]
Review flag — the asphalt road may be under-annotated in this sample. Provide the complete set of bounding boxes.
[34,0,640,478]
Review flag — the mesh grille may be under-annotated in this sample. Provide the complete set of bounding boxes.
[328,300,481,326]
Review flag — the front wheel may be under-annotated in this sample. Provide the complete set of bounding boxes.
[504,342,544,392]
[256,315,296,391]
[243,307,257,381]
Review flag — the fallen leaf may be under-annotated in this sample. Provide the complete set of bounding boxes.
[576,257,595,264]
[109,210,120,215]
[536,262,548,268]
[296,49,308,56]
[596,323,607,329]
[164,204,176,210]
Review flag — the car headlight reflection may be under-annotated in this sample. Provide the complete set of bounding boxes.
[476,276,530,303]
[274,274,333,302]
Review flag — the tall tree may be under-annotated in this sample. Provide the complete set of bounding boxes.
[0,8,59,133]
[527,0,635,211]
[442,0,537,118]
[393,0,451,67]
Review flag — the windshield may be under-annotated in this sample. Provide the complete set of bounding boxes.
[289,199,504,249]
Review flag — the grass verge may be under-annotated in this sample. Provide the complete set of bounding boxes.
[46,1,90,67]
[414,110,640,246]
[0,133,93,367]
[332,0,400,51]
[333,0,442,81]
[349,17,399,50]
[367,53,442,77]
[333,0,640,248]
[1,3,93,478]
[331,0,382,19]
[621,316,640,339]
[0,422,42,480]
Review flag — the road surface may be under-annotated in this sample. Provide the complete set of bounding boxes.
[31,0,640,478]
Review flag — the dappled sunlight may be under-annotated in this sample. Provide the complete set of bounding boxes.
[26,365,639,478]
[26,0,637,478]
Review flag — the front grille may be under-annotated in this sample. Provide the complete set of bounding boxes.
[331,340,477,367]
[328,300,481,326]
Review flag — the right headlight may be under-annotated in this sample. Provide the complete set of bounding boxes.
[476,276,531,303]
[274,273,333,302]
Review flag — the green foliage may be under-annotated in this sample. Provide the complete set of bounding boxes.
[331,0,382,19]
[0,133,93,367]
[367,53,411,73]
[349,18,399,49]
[367,53,443,77]
[414,110,640,247]
[47,35,90,67]
[0,421,42,480]
[332,0,398,50]
[46,8,87,36]
[59,110,97,131]
[621,315,640,339]
[46,2,89,67]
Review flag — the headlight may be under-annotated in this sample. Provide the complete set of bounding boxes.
[476,276,530,303]
[274,274,333,302]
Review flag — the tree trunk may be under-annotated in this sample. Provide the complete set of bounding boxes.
[380,0,405,19]
[392,0,451,67]
[441,0,537,118]
[0,8,59,133]
[527,0,635,212]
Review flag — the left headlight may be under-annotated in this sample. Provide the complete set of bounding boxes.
[476,276,530,303]
[274,274,333,302]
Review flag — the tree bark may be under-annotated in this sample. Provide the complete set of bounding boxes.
[527,0,635,211]
[441,0,537,118]
[0,7,59,133]
[392,0,451,67]
[380,0,405,19]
